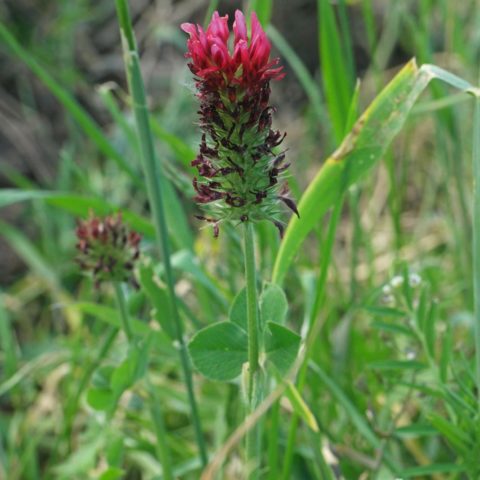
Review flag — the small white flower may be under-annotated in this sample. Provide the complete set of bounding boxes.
[409,273,422,287]
[382,294,395,305]
[406,350,416,360]
[390,275,404,288]
[382,284,392,295]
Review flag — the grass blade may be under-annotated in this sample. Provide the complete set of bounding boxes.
[318,0,353,143]
[115,0,208,465]
[272,59,432,284]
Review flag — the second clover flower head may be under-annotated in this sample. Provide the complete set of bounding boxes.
[75,212,141,288]
[181,10,298,237]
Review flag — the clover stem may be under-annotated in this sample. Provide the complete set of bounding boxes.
[244,221,261,478]
[114,282,174,480]
[244,221,260,389]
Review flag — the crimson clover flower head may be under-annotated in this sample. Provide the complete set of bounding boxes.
[75,212,141,288]
[182,10,298,237]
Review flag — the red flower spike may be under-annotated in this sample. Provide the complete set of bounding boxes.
[182,10,295,236]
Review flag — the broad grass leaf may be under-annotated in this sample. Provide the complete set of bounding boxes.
[264,322,300,375]
[188,322,248,381]
[272,59,432,284]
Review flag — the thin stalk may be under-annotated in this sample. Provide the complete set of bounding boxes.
[114,0,208,466]
[244,221,260,479]
[114,284,174,480]
[473,95,480,408]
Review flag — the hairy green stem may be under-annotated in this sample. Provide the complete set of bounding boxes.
[244,221,260,479]
[114,0,208,466]
[114,283,174,480]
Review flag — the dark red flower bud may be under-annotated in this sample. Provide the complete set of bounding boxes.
[75,212,142,287]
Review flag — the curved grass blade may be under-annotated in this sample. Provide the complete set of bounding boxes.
[272,59,473,284]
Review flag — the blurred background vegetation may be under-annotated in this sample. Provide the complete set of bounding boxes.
[1,0,480,478]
